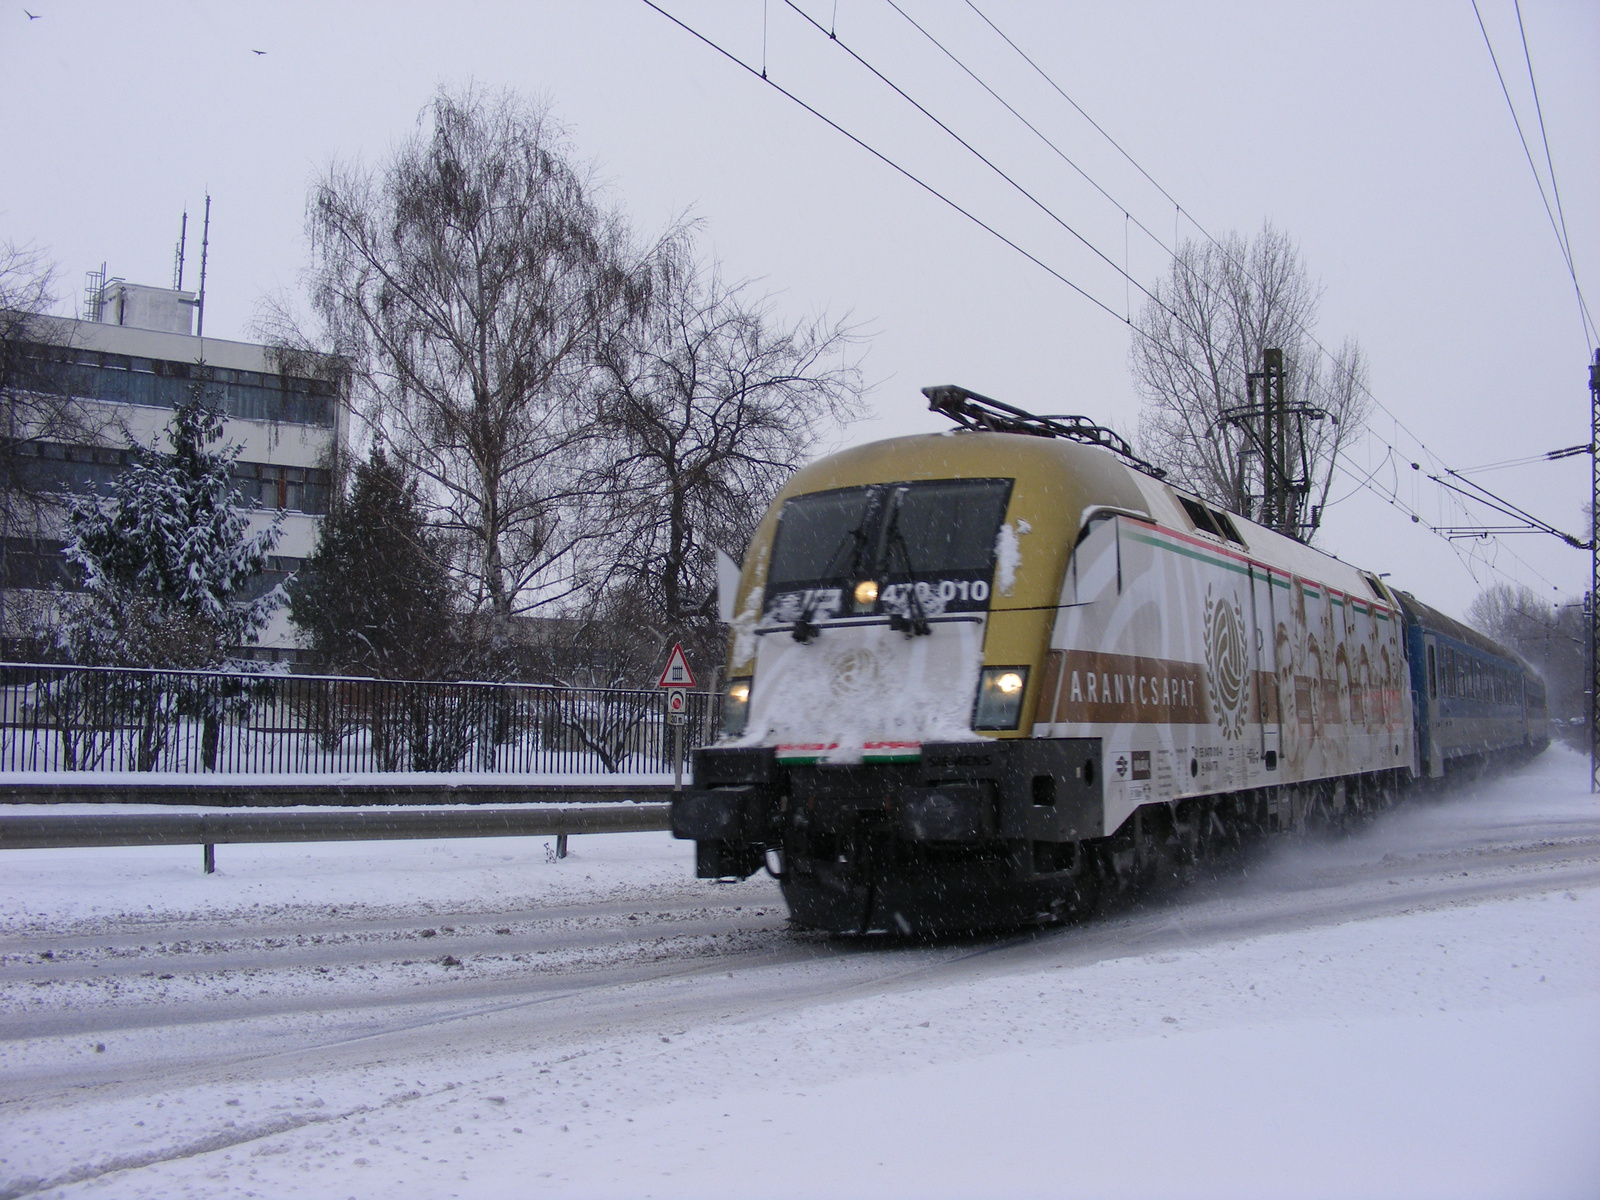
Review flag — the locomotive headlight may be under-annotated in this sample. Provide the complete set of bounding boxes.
[853,579,879,608]
[722,677,753,737]
[974,666,1029,730]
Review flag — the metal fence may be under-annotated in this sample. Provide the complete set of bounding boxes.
[0,663,720,776]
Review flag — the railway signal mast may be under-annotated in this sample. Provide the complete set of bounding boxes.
[1590,349,1599,792]
[1220,347,1327,543]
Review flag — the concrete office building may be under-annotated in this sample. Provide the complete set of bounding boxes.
[2,271,348,663]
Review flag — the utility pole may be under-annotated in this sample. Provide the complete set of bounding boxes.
[1254,354,1274,531]
[1264,348,1286,534]
[1239,347,1307,539]
[1225,351,1335,540]
[1589,349,1599,791]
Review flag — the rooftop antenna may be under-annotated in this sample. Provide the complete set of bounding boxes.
[195,193,211,337]
[172,209,188,292]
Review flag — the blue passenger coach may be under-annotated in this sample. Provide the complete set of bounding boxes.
[1396,592,1549,777]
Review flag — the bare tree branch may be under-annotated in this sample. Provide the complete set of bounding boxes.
[592,244,865,650]
[1130,222,1371,539]
[303,85,655,622]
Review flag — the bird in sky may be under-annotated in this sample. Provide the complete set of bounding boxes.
[24,8,41,18]
[252,48,265,55]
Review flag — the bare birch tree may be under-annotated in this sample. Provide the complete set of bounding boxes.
[1131,222,1369,535]
[304,86,651,622]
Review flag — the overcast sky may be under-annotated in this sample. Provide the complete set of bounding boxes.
[4,1,1596,620]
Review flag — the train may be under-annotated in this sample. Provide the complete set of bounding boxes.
[671,386,1549,934]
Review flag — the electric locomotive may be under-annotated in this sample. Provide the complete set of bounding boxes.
[672,386,1547,933]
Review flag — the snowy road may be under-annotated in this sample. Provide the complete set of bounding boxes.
[2,749,1597,1198]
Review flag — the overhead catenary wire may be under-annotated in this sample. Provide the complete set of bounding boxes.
[1334,427,1578,590]
[1516,1,1580,292]
[1328,425,1568,594]
[1457,444,1594,475]
[1472,0,1596,348]
[899,0,1538,546]
[794,0,1443,489]
[963,3,1583,476]
[1430,470,1589,550]
[646,0,1273,405]
[882,0,1183,272]
[1327,456,1563,596]
[637,0,1131,327]
[961,0,1186,223]
[957,5,1442,449]
[781,0,1186,334]
[954,0,1587,573]
[643,0,1581,598]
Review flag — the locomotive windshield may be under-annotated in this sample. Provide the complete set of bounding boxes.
[765,478,1012,621]
[765,487,876,588]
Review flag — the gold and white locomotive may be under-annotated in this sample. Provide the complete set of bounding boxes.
[672,387,1546,933]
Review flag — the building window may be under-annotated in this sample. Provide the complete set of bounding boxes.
[19,346,341,429]
[5,442,331,515]
[2,538,302,595]
[233,462,332,514]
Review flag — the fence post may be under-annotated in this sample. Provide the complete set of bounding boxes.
[203,842,215,873]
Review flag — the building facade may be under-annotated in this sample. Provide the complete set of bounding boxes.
[1,279,348,663]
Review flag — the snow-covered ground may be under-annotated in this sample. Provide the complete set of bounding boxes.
[2,748,1597,1199]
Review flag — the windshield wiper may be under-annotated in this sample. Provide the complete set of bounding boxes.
[884,502,931,637]
[792,525,868,644]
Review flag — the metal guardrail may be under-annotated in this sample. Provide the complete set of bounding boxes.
[0,803,674,872]
[0,662,720,777]
[0,779,676,807]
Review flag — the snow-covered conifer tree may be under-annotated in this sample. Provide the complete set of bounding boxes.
[58,373,284,669]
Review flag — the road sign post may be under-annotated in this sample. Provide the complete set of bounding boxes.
[657,644,697,793]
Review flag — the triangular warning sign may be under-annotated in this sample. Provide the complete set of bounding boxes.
[657,643,696,688]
